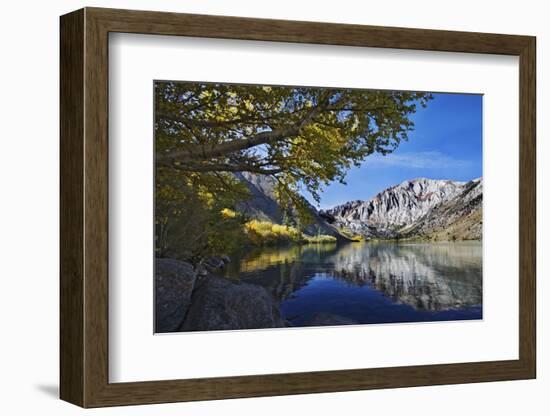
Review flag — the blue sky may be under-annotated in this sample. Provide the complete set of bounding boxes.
[311,92,483,209]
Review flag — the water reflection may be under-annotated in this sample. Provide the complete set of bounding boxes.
[332,243,482,311]
[224,241,482,325]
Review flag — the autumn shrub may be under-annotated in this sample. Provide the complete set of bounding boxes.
[245,220,336,245]
[245,220,303,245]
[304,234,337,244]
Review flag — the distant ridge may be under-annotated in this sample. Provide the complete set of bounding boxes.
[236,174,482,242]
[321,177,482,241]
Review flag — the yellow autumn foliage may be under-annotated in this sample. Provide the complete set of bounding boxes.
[220,208,237,218]
[244,219,336,245]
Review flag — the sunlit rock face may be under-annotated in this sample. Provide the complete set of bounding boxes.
[330,242,482,311]
[322,178,482,240]
[408,178,482,240]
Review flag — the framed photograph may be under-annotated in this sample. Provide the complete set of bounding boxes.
[60,7,536,407]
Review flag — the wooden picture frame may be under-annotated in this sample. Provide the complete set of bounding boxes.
[60,7,536,408]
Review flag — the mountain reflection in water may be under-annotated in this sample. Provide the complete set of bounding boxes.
[224,241,482,327]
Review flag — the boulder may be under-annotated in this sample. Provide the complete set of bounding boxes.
[182,276,286,331]
[305,312,358,327]
[155,258,197,333]
[196,255,231,277]
[205,255,231,270]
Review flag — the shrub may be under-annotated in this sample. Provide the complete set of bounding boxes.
[245,220,303,245]
[304,234,337,244]
[220,208,237,218]
[245,220,337,245]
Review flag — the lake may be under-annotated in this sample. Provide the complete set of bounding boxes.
[224,241,482,327]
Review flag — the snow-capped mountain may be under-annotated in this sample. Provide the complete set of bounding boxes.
[321,178,482,240]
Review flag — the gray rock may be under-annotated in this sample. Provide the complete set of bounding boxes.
[196,255,231,280]
[305,312,358,327]
[196,265,209,277]
[202,256,226,272]
[182,276,286,331]
[155,258,197,333]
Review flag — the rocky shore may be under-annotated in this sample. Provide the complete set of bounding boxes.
[155,257,286,332]
[155,256,358,332]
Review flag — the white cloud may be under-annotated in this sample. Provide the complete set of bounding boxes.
[366,151,472,169]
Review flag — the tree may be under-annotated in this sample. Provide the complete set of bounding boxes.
[155,168,249,260]
[154,81,432,260]
[155,82,432,209]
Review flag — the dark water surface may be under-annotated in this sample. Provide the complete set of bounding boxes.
[224,241,482,327]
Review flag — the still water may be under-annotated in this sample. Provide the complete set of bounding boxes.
[224,241,482,327]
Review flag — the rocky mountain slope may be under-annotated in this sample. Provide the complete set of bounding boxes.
[402,178,482,240]
[234,172,352,241]
[321,178,482,241]
[235,174,482,242]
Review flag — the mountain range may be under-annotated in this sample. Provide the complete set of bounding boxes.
[236,173,482,242]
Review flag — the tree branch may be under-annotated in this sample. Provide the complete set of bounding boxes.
[158,161,283,175]
[156,89,338,166]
